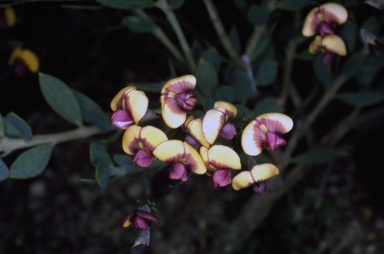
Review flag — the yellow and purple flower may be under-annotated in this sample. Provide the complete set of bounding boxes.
[123,204,159,230]
[110,86,148,130]
[153,140,206,181]
[182,115,210,150]
[309,34,347,67]
[232,157,279,196]
[0,7,16,29]
[200,145,241,187]
[8,48,39,76]
[241,113,293,156]
[122,125,168,168]
[302,2,348,37]
[202,101,238,145]
[160,75,197,129]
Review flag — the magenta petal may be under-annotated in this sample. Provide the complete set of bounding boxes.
[175,91,196,111]
[266,132,286,151]
[321,52,335,68]
[110,110,134,129]
[212,169,232,187]
[132,150,154,168]
[318,22,334,36]
[219,122,237,140]
[185,135,201,151]
[169,163,188,181]
[135,216,149,230]
[253,181,267,196]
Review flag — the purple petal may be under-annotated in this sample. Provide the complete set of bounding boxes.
[110,110,134,129]
[135,216,149,230]
[185,135,201,151]
[212,169,232,187]
[318,22,334,36]
[253,181,267,196]
[131,227,150,254]
[132,150,154,168]
[321,53,335,68]
[169,163,188,181]
[175,91,196,111]
[219,122,237,140]
[266,132,286,151]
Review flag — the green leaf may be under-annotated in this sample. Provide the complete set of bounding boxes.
[0,159,9,181]
[253,96,282,117]
[337,91,384,108]
[223,66,252,104]
[214,86,237,103]
[0,114,4,138]
[341,54,364,79]
[201,48,221,73]
[6,112,33,141]
[169,0,184,9]
[339,20,357,52]
[113,154,136,173]
[9,145,54,179]
[122,15,156,33]
[256,59,278,86]
[247,5,269,25]
[229,26,241,55]
[291,148,346,165]
[314,56,332,90]
[131,81,165,93]
[95,0,155,10]
[2,117,22,138]
[195,59,218,97]
[95,161,111,188]
[39,73,83,126]
[90,143,112,167]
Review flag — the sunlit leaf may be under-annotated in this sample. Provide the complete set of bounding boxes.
[337,91,384,107]
[0,159,9,181]
[9,145,54,179]
[291,148,346,165]
[123,15,156,33]
[39,73,83,126]
[195,59,218,97]
[95,0,155,10]
[6,112,33,141]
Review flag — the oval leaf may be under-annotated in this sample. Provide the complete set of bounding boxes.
[6,112,33,141]
[291,148,346,165]
[256,59,278,86]
[195,59,218,97]
[337,91,384,107]
[39,73,83,126]
[247,5,269,25]
[95,0,155,10]
[0,159,9,181]
[95,161,111,188]
[123,15,156,33]
[9,145,54,179]
[90,142,112,167]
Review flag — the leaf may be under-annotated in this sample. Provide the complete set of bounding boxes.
[95,0,155,10]
[0,114,4,138]
[247,5,269,25]
[39,73,83,126]
[195,59,218,97]
[337,91,384,108]
[6,112,33,141]
[214,86,237,103]
[341,54,364,80]
[0,159,9,181]
[223,66,252,104]
[229,26,241,55]
[9,145,54,179]
[169,0,184,9]
[90,143,112,167]
[291,148,346,165]
[122,15,156,33]
[256,59,278,86]
[95,161,111,188]
[2,117,22,138]
[253,96,282,117]
[131,81,164,93]
[279,0,317,11]
[201,48,221,72]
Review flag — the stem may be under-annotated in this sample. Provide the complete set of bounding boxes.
[244,25,265,58]
[0,125,101,156]
[156,0,196,71]
[202,0,245,68]
[134,10,185,65]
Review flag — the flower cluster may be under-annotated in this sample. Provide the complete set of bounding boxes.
[111,74,293,252]
[302,2,348,67]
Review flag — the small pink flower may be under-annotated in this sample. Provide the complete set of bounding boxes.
[160,75,197,129]
[241,113,293,156]
[200,145,241,187]
[110,86,148,130]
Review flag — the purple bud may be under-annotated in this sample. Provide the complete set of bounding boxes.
[321,52,335,68]
[318,22,334,36]
[175,91,196,111]
[266,132,286,151]
[219,122,237,140]
[253,181,267,196]
[185,135,201,151]
[212,169,232,187]
[110,110,134,129]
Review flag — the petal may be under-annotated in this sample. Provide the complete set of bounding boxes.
[212,169,232,187]
[122,212,135,228]
[320,3,348,26]
[219,122,237,140]
[153,140,185,163]
[110,110,134,130]
[161,95,187,129]
[309,35,323,54]
[110,86,137,111]
[126,90,149,124]
[205,145,241,170]
[9,48,39,73]
[183,116,210,148]
[232,171,254,190]
[131,228,150,254]
[214,101,237,119]
[250,163,279,182]
[365,0,384,10]
[132,150,154,168]
[253,181,267,196]
[322,34,347,56]
[256,113,294,134]
[184,142,207,175]
[241,120,266,156]
[161,75,196,95]
[135,209,160,223]
[135,216,149,230]
[140,126,168,153]
[169,163,188,181]
[202,108,226,144]
[122,125,142,155]
[302,7,321,37]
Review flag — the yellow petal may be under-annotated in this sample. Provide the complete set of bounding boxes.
[309,35,323,54]
[5,7,16,27]
[122,125,142,155]
[241,120,263,156]
[232,171,254,190]
[184,142,207,175]
[110,86,137,111]
[128,90,149,124]
[302,7,320,37]
[207,145,241,170]
[184,117,210,148]
[140,126,168,152]
[256,113,294,133]
[9,48,39,73]
[322,34,347,56]
[202,108,225,144]
[153,140,184,162]
[214,101,237,119]
[161,95,187,128]
[250,163,279,182]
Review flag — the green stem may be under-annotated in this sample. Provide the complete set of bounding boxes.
[245,25,265,58]
[156,0,196,71]
[134,10,185,65]
[0,126,101,156]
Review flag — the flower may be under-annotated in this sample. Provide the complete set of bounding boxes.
[182,115,210,150]
[8,48,39,76]
[309,34,347,67]
[200,145,241,187]
[123,204,160,230]
[202,101,238,145]
[110,86,148,130]
[241,113,293,156]
[122,125,168,167]
[130,227,151,254]
[152,140,206,181]
[160,75,197,129]
[302,2,348,37]
[0,7,16,29]
[232,157,279,196]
